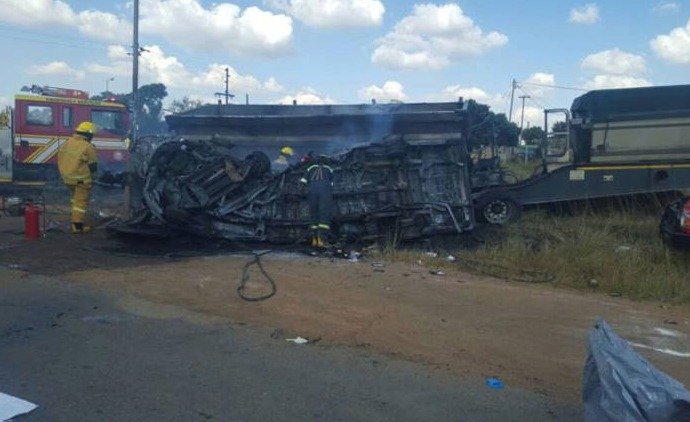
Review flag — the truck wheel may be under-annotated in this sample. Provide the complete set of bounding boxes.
[478,195,522,225]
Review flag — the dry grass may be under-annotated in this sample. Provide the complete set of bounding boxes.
[380,210,690,305]
[502,160,541,182]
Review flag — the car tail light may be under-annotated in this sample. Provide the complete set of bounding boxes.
[682,199,690,234]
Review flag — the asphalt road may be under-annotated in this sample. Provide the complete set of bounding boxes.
[0,271,582,421]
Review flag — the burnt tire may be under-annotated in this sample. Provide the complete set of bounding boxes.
[476,194,522,225]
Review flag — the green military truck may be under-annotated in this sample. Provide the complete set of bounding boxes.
[474,84,690,224]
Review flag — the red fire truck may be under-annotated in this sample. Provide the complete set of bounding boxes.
[0,85,130,188]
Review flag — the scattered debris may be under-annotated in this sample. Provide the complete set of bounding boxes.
[81,315,127,324]
[663,319,679,325]
[615,245,632,253]
[270,328,285,339]
[285,336,321,345]
[371,262,385,268]
[425,252,438,258]
[629,342,690,358]
[652,327,683,338]
[588,279,599,287]
[486,378,504,390]
[446,255,456,262]
[429,269,446,276]
[0,392,38,421]
[609,292,622,297]
[373,268,385,273]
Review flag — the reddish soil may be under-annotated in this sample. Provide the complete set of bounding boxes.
[2,215,689,402]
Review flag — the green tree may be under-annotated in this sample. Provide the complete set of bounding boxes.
[521,126,546,144]
[169,96,204,114]
[92,83,169,135]
[464,100,520,148]
[552,121,568,133]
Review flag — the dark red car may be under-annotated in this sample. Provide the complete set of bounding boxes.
[660,196,690,248]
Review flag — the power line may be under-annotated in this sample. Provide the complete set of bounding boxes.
[0,26,117,51]
[520,81,588,92]
[517,85,549,110]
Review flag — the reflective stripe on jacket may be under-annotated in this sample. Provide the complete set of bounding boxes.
[58,134,98,185]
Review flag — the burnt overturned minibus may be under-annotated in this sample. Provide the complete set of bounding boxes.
[121,101,475,243]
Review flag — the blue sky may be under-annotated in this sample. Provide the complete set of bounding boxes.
[1,0,689,127]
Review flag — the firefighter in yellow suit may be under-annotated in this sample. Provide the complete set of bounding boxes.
[57,121,98,234]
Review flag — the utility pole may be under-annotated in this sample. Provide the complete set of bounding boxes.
[215,67,234,105]
[131,0,139,144]
[508,79,517,123]
[126,0,140,218]
[105,77,114,93]
[519,94,530,155]
[519,94,530,132]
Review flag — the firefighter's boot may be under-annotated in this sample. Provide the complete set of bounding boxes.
[315,234,325,248]
[71,222,92,234]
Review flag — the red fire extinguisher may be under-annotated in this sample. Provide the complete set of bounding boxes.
[24,203,41,240]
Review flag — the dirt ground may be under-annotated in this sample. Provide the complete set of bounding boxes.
[2,213,689,403]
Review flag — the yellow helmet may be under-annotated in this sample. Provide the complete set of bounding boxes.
[75,121,96,135]
[280,146,294,156]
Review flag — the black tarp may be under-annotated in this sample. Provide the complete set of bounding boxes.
[571,85,690,123]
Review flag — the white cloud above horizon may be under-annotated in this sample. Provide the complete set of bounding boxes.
[0,0,294,56]
[140,0,293,56]
[569,3,599,24]
[275,88,335,105]
[651,18,690,64]
[84,44,286,102]
[371,3,507,70]
[266,0,384,28]
[0,0,130,42]
[653,2,679,13]
[358,81,406,102]
[581,49,647,75]
[29,61,86,80]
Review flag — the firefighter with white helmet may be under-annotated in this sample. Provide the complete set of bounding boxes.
[57,121,98,233]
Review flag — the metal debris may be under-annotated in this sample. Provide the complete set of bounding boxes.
[116,135,474,244]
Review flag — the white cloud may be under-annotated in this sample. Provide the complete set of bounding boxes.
[87,44,285,101]
[569,3,599,24]
[140,0,293,56]
[580,48,650,90]
[77,9,131,43]
[522,72,555,98]
[0,0,291,56]
[29,61,85,80]
[0,0,130,42]
[584,75,652,90]
[0,97,10,109]
[581,49,646,75]
[653,2,679,13]
[190,64,286,94]
[358,81,406,102]
[275,89,335,104]
[267,0,384,28]
[0,0,76,26]
[371,3,508,70]
[651,19,690,64]
[519,106,545,130]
